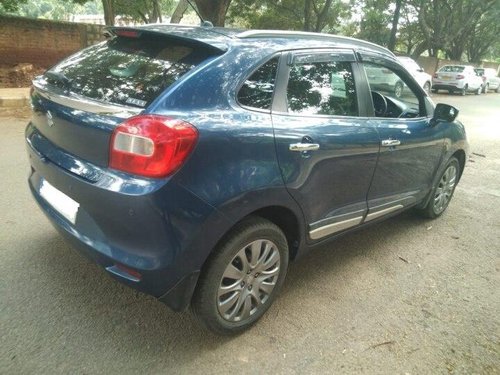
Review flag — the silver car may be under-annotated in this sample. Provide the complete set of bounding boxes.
[474,68,500,93]
[432,65,483,95]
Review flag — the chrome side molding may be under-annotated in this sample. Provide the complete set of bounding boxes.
[309,216,363,240]
[364,204,404,222]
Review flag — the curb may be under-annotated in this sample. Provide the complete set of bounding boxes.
[0,88,31,108]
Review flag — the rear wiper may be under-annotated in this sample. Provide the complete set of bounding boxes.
[45,71,73,91]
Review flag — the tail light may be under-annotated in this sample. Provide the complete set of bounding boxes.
[433,73,438,78]
[456,74,465,79]
[109,115,198,178]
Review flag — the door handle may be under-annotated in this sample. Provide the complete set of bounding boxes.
[381,139,401,147]
[289,143,320,152]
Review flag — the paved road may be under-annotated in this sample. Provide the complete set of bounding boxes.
[1,93,499,374]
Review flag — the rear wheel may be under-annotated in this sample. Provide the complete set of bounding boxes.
[416,157,460,219]
[476,85,482,95]
[482,83,489,94]
[461,85,467,96]
[496,85,500,93]
[191,217,289,335]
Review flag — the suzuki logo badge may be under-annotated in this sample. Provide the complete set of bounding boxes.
[47,111,54,127]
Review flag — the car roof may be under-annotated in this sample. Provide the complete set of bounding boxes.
[111,24,395,58]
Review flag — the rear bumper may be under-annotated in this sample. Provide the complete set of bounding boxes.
[26,123,227,310]
[432,81,465,90]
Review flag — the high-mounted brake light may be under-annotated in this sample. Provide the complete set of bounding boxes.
[115,30,140,38]
[109,115,198,178]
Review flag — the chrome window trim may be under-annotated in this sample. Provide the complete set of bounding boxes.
[33,78,142,118]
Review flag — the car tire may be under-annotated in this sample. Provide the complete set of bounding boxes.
[482,83,488,94]
[191,216,289,335]
[476,85,482,95]
[431,88,438,94]
[461,85,467,96]
[448,89,453,94]
[423,82,431,94]
[394,81,404,98]
[496,85,500,93]
[416,157,460,219]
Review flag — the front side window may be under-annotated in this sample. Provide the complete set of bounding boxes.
[364,62,420,118]
[286,60,358,116]
[237,57,279,110]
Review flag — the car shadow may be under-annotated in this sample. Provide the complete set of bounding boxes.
[31,209,428,360]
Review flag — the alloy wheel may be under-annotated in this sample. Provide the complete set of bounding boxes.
[217,239,280,322]
[433,164,457,214]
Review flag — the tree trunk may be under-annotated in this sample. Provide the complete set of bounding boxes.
[304,0,312,31]
[387,0,402,52]
[170,0,189,23]
[314,0,333,32]
[195,0,232,26]
[102,0,115,26]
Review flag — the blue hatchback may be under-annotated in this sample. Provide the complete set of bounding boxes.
[26,25,468,334]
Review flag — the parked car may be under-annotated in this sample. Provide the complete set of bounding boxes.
[474,67,500,93]
[26,25,469,334]
[397,56,433,93]
[432,65,483,95]
[364,64,406,98]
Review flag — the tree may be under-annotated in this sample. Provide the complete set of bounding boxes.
[228,0,352,32]
[387,0,403,51]
[170,0,188,23]
[0,0,27,12]
[195,0,232,26]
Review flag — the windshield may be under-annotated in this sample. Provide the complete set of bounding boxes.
[47,36,216,108]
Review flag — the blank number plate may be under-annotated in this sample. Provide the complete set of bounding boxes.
[39,180,79,225]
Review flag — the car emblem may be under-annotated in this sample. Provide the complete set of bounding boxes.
[47,111,54,127]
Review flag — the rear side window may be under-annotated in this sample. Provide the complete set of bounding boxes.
[237,57,279,110]
[287,61,358,116]
[47,36,217,108]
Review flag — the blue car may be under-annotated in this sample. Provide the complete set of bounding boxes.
[26,25,468,334]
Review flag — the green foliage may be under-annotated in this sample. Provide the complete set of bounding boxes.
[0,0,28,13]
[227,0,353,32]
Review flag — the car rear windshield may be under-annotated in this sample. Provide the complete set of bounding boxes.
[439,66,465,73]
[46,36,218,108]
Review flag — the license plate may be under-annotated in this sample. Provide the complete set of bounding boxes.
[39,180,79,225]
[442,76,452,80]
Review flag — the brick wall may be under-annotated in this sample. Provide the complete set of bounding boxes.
[0,15,106,68]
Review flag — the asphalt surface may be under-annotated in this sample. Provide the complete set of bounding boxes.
[1,93,499,374]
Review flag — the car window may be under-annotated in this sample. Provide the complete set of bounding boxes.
[286,60,358,116]
[363,62,420,118]
[47,36,216,108]
[439,66,465,73]
[237,57,279,110]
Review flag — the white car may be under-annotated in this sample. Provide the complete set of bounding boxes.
[397,56,432,93]
[432,65,483,95]
[474,68,500,93]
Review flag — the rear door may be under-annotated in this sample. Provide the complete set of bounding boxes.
[271,50,379,242]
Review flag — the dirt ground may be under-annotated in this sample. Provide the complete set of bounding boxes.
[0,94,499,374]
[0,64,45,88]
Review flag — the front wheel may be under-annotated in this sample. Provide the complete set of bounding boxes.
[191,217,289,335]
[416,157,460,219]
[423,82,431,94]
[394,81,404,98]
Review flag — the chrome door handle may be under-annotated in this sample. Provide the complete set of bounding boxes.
[381,139,401,147]
[289,143,320,152]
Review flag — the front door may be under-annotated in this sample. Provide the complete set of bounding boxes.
[271,50,379,242]
[360,57,446,221]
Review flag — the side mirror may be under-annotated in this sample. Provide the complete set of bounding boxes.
[431,103,459,126]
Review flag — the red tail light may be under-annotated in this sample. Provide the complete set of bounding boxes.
[433,73,438,78]
[456,74,465,79]
[109,115,198,178]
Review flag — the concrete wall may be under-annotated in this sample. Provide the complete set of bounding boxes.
[0,15,105,68]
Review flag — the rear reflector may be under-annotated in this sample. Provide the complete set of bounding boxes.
[109,115,198,178]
